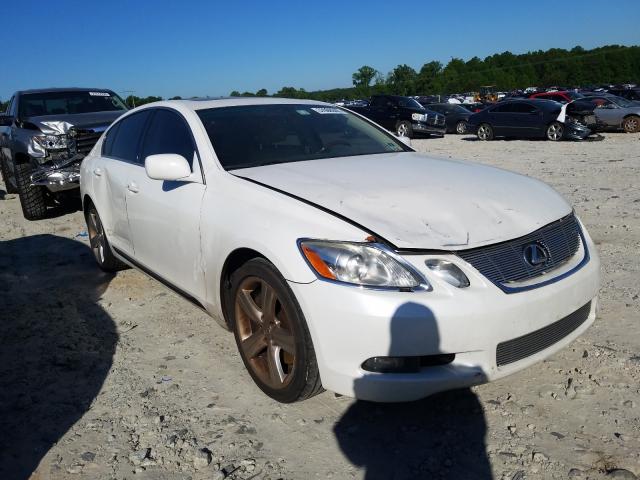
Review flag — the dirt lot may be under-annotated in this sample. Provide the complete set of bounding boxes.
[1,133,639,480]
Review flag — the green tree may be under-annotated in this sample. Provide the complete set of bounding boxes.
[256,88,268,96]
[387,64,418,95]
[230,90,241,96]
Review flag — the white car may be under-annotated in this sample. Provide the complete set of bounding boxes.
[80,98,600,403]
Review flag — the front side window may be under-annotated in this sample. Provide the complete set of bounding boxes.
[109,111,152,163]
[18,90,127,118]
[197,104,410,170]
[492,103,517,113]
[141,110,196,167]
[513,103,538,114]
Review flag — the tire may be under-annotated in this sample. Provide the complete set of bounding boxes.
[0,156,17,194]
[622,115,640,133]
[395,120,413,139]
[230,258,322,403]
[546,122,564,141]
[477,123,494,141]
[15,162,47,220]
[456,120,467,134]
[85,203,128,272]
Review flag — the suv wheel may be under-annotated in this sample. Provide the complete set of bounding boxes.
[395,121,413,139]
[15,162,47,220]
[0,156,17,194]
[456,120,467,134]
[230,258,323,403]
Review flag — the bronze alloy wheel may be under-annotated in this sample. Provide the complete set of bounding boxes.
[234,276,297,389]
[87,208,106,265]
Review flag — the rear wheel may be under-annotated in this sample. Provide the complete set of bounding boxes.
[622,115,640,133]
[85,204,127,272]
[546,122,564,141]
[456,120,467,134]
[395,120,413,139]
[15,162,47,220]
[230,258,322,403]
[477,123,494,141]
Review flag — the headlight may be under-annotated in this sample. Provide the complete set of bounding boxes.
[33,134,69,150]
[425,259,470,288]
[299,240,427,289]
[411,113,427,122]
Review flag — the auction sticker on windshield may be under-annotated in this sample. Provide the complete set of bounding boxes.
[89,91,110,96]
[311,107,346,114]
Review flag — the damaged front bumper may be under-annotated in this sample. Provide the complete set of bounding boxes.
[563,121,592,141]
[27,123,106,192]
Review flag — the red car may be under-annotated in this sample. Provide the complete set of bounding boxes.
[529,91,585,104]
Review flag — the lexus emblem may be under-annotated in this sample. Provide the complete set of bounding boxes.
[523,242,549,266]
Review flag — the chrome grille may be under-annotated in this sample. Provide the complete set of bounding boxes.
[496,301,591,366]
[457,213,582,290]
[72,130,102,156]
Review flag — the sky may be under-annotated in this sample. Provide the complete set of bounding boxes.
[1,0,639,101]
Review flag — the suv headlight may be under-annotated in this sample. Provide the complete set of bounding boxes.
[33,134,69,150]
[299,240,427,289]
[411,113,427,122]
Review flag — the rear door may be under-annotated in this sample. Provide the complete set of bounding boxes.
[486,103,518,136]
[92,110,152,255]
[124,108,207,300]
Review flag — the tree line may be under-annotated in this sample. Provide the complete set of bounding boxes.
[1,44,637,111]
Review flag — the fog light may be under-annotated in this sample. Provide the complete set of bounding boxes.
[425,259,470,288]
[362,356,420,373]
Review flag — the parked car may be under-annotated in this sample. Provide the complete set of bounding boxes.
[467,99,591,141]
[529,90,585,103]
[0,88,127,219]
[419,103,472,134]
[347,95,446,138]
[571,95,640,132]
[81,98,600,403]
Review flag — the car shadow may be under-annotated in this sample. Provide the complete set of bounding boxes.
[0,234,117,479]
[0,188,6,200]
[334,302,491,480]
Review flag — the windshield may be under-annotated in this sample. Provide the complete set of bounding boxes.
[19,91,127,118]
[566,91,584,100]
[397,98,424,109]
[197,104,410,170]
[446,104,470,113]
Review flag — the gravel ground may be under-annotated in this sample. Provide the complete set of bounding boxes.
[0,132,638,480]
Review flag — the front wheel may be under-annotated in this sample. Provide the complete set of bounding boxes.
[395,120,413,139]
[477,123,494,141]
[622,115,640,133]
[456,120,467,134]
[230,258,322,403]
[0,156,18,194]
[546,122,564,141]
[15,162,47,220]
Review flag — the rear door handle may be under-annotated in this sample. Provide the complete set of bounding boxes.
[93,168,103,177]
[127,182,139,193]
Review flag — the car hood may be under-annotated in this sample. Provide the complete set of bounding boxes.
[26,110,126,134]
[234,152,572,250]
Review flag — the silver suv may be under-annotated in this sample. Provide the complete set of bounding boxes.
[0,88,127,219]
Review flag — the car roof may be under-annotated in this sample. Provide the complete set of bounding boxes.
[134,97,333,111]
[17,87,115,95]
[497,98,561,110]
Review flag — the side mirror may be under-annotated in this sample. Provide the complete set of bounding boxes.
[0,115,14,127]
[145,153,191,181]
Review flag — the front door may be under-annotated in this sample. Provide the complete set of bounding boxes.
[125,108,207,300]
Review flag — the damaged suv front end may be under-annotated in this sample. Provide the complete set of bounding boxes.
[0,88,127,219]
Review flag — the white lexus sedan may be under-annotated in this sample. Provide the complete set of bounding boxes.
[80,98,600,403]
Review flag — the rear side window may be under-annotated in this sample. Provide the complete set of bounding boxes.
[513,103,538,114]
[109,111,152,163]
[141,109,196,167]
[492,103,517,113]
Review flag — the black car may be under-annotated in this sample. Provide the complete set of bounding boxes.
[607,88,640,102]
[466,99,591,141]
[420,103,472,134]
[347,95,446,138]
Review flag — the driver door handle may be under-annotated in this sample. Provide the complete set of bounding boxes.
[93,168,103,177]
[127,182,139,193]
